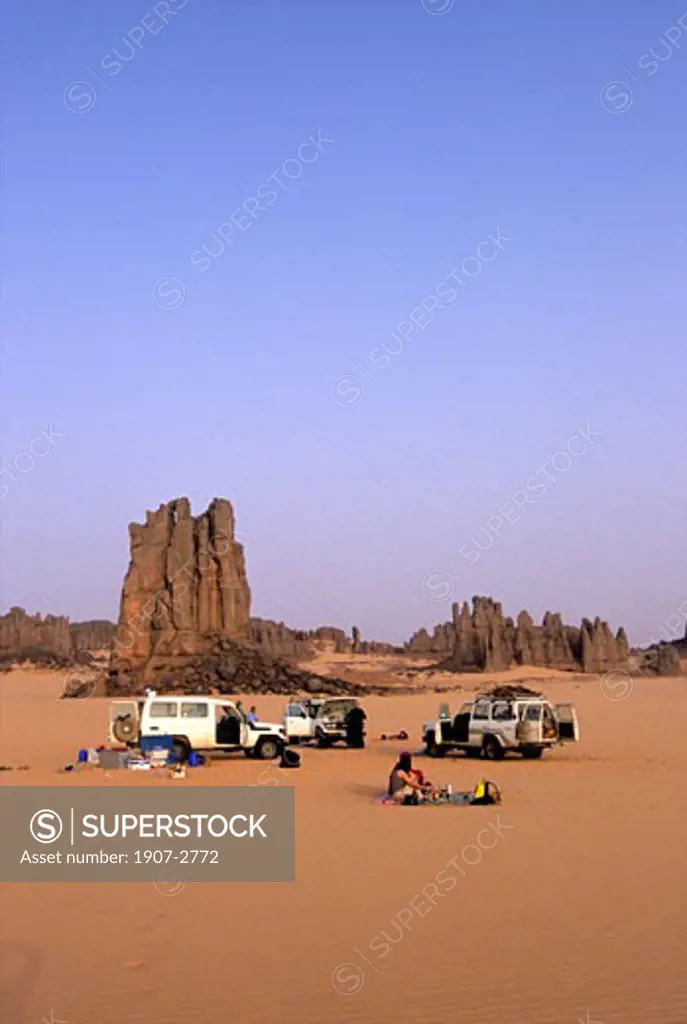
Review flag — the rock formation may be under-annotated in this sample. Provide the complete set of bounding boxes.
[249,618,313,660]
[409,596,630,674]
[70,620,117,651]
[634,641,682,677]
[0,607,71,657]
[249,619,402,660]
[109,497,362,696]
[108,635,364,697]
[112,497,251,673]
[0,607,118,669]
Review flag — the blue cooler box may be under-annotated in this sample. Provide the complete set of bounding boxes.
[140,735,176,761]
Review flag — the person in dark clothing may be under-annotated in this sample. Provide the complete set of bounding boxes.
[344,704,367,748]
[387,751,434,804]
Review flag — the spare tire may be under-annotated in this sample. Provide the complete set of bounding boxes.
[113,714,137,744]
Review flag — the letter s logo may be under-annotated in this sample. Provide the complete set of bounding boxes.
[30,809,63,844]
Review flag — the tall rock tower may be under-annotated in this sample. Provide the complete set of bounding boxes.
[112,497,251,673]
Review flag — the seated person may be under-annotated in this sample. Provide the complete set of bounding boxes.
[388,752,435,804]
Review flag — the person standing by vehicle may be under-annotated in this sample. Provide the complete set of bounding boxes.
[344,703,366,748]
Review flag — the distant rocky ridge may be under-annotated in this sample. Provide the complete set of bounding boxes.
[249,618,402,660]
[1,491,682,686]
[407,596,632,674]
[71,620,117,651]
[0,607,117,668]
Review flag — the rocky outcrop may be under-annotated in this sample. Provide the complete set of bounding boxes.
[635,642,682,677]
[109,497,363,696]
[415,596,629,674]
[359,640,404,655]
[406,623,455,657]
[0,607,117,669]
[70,620,117,651]
[112,497,251,674]
[654,644,681,676]
[249,618,313,660]
[0,607,71,657]
[250,619,400,660]
[577,617,624,673]
[107,636,363,697]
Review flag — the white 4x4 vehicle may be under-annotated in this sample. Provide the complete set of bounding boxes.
[109,691,286,763]
[283,697,365,748]
[423,692,579,760]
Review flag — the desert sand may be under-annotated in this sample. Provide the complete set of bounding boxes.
[1,664,686,1024]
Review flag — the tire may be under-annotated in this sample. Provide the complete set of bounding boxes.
[172,737,191,764]
[256,737,281,760]
[521,745,543,760]
[482,735,504,761]
[113,714,137,745]
[425,732,445,758]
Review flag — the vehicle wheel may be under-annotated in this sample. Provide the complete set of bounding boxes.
[172,737,191,764]
[482,735,504,761]
[425,733,445,758]
[256,737,281,760]
[113,714,137,744]
[521,745,543,760]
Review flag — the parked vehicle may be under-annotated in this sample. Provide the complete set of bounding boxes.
[422,691,579,760]
[283,697,366,748]
[109,691,286,763]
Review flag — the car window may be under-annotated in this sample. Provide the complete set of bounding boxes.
[180,702,208,718]
[472,701,489,720]
[524,705,542,721]
[491,701,513,721]
[150,701,177,718]
[286,704,305,717]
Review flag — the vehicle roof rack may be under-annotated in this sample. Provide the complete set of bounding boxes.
[474,686,545,700]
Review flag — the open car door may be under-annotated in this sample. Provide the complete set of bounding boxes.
[283,702,312,740]
[109,699,140,745]
[554,703,579,742]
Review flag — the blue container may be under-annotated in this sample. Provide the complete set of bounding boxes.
[140,735,175,755]
[77,749,88,763]
[188,751,204,767]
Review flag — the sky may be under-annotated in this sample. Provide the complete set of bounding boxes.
[1,0,686,647]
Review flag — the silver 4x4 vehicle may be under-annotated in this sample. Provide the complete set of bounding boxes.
[423,691,579,760]
[283,697,366,748]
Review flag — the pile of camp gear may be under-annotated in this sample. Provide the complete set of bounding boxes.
[70,734,209,774]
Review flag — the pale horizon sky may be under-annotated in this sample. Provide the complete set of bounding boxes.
[2,0,685,649]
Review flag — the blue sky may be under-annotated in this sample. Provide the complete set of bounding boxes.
[2,0,685,645]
